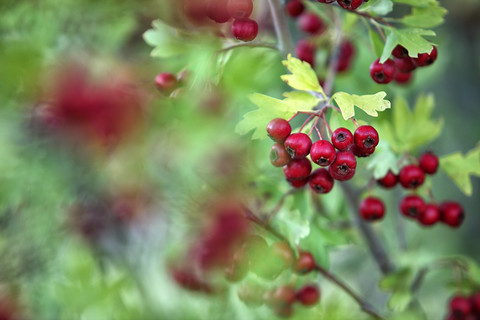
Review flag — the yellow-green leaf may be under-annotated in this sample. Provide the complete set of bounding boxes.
[281,54,325,97]
[331,91,391,120]
[440,144,480,196]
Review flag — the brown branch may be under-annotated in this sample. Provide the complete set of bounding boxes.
[218,42,279,54]
[267,0,294,57]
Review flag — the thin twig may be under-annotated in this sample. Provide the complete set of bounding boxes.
[218,42,279,54]
[267,0,294,57]
[323,10,343,96]
[265,189,297,223]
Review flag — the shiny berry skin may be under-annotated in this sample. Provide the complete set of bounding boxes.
[285,0,305,17]
[471,291,480,314]
[392,45,409,59]
[377,170,398,188]
[310,140,336,166]
[298,13,324,34]
[232,18,258,42]
[400,195,426,219]
[419,151,439,174]
[417,203,440,226]
[267,118,291,143]
[370,58,396,84]
[284,133,312,159]
[399,164,425,189]
[440,201,465,228]
[337,0,364,10]
[296,285,320,306]
[270,144,291,167]
[394,71,413,84]
[413,46,438,67]
[296,39,316,67]
[329,151,357,181]
[207,0,231,23]
[288,177,309,188]
[450,295,472,319]
[394,57,417,73]
[331,127,354,151]
[294,251,315,274]
[227,0,253,19]
[283,158,312,180]
[155,72,177,93]
[360,197,385,221]
[309,168,334,194]
[336,40,355,72]
[352,145,375,157]
[354,125,379,150]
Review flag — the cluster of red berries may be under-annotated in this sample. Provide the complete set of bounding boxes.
[183,0,258,42]
[370,45,438,85]
[267,118,379,192]
[447,291,480,319]
[318,0,366,11]
[359,151,465,227]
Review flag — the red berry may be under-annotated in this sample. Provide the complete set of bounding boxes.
[417,203,440,226]
[284,133,312,159]
[394,57,417,73]
[413,46,438,67]
[232,18,258,42]
[400,195,426,219]
[370,58,396,84]
[471,292,480,315]
[294,251,315,274]
[298,13,324,34]
[394,71,413,84]
[206,0,231,23]
[309,168,334,194]
[360,197,385,221]
[450,295,472,319]
[399,164,425,189]
[296,40,316,67]
[337,0,364,10]
[267,118,292,143]
[331,127,354,151]
[285,0,305,17]
[377,170,398,188]
[288,177,309,188]
[155,72,177,93]
[419,151,439,174]
[352,145,376,157]
[227,0,253,19]
[283,158,312,180]
[354,125,379,150]
[392,45,409,59]
[440,201,465,228]
[270,144,291,167]
[328,151,357,181]
[336,40,355,72]
[310,140,336,166]
[296,285,320,306]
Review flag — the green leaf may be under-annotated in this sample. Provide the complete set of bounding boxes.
[143,20,192,58]
[379,267,415,312]
[440,144,480,196]
[299,226,329,268]
[331,91,391,120]
[235,93,318,139]
[401,2,447,28]
[283,91,320,109]
[393,0,436,8]
[366,142,400,178]
[380,27,435,62]
[360,0,394,15]
[273,208,310,245]
[369,28,385,58]
[281,54,326,97]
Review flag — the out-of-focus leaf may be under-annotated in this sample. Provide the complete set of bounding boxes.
[440,144,480,196]
[380,28,436,62]
[401,2,447,28]
[360,0,394,15]
[366,142,400,178]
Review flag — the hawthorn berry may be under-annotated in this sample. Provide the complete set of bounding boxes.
[310,140,336,166]
[337,0,364,10]
[288,177,309,188]
[399,195,426,219]
[352,145,376,157]
[354,125,379,150]
[317,0,336,3]
[471,292,480,314]
[296,39,316,67]
[328,151,357,181]
[419,151,439,174]
[394,57,417,73]
[417,203,440,226]
[331,127,354,151]
[283,158,312,182]
[413,46,438,67]
[232,18,258,42]
[267,118,291,143]
[394,71,413,84]
[206,0,231,23]
[155,72,177,93]
[227,0,253,19]
[284,133,312,159]
[359,197,385,221]
[440,201,465,228]
[294,251,315,274]
[285,0,305,17]
[336,40,355,72]
[391,45,409,59]
[370,58,396,84]
[270,144,291,167]
[399,164,425,189]
[449,295,472,319]
[298,13,324,34]
[309,168,334,194]
[296,285,320,306]
[377,170,398,188]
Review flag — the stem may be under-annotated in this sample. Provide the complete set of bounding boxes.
[340,182,395,274]
[323,11,343,96]
[314,264,386,320]
[218,42,279,54]
[267,0,294,57]
[265,189,297,223]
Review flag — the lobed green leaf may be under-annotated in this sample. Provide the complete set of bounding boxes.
[440,144,480,196]
[331,91,391,120]
[281,54,326,97]
[380,27,436,62]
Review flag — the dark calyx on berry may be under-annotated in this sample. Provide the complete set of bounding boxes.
[400,195,426,219]
[310,140,336,166]
[354,125,379,150]
[370,58,396,84]
[329,151,357,181]
[284,133,312,159]
[399,164,425,189]
[331,127,353,150]
[337,0,364,11]
[309,168,334,194]
[270,143,291,167]
[360,196,385,221]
